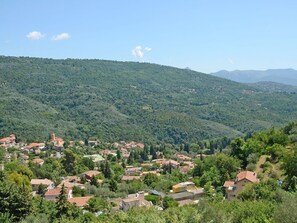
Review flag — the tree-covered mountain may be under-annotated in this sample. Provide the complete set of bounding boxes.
[248,82,297,93]
[1,56,297,143]
[211,69,297,86]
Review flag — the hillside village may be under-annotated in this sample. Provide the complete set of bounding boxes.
[1,121,297,223]
[1,125,287,222]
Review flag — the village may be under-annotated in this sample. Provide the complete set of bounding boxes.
[0,133,260,215]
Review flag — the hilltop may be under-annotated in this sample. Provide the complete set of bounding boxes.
[1,56,297,143]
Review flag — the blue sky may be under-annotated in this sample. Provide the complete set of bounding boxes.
[0,0,296,73]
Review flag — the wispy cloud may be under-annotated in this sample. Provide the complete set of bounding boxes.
[52,33,71,41]
[26,31,45,40]
[228,58,234,65]
[132,46,152,58]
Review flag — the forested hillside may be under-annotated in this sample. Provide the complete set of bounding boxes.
[1,56,297,143]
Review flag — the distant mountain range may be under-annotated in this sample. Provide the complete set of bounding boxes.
[211,69,297,86]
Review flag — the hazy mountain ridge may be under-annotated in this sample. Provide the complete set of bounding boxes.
[211,69,297,86]
[1,56,297,143]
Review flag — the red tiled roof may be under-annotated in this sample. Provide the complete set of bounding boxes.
[0,134,15,143]
[45,187,71,197]
[237,171,258,183]
[24,143,45,149]
[223,181,235,188]
[68,196,92,207]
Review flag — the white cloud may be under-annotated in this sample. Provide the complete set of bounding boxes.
[26,31,45,40]
[132,46,152,58]
[52,33,71,41]
[144,47,152,52]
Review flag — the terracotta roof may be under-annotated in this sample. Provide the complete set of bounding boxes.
[223,181,235,188]
[0,134,15,143]
[68,196,92,207]
[176,154,192,160]
[237,171,258,183]
[24,143,45,149]
[45,187,71,197]
[31,179,54,186]
[83,170,101,178]
[32,158,45,164]
[157,159,180,166]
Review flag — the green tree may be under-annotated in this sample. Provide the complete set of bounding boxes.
[90,175,99,187]
[55,184,72,219]
[103,160,112,179]
[162,196,178,209]
[143,173,159,187]
[282,146,297,191]
[61,150,78,175]
[87,197,109,213]
[109,178,118,192]
[0,180,32,222]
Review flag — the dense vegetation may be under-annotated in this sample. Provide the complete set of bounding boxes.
[1,56,297,143]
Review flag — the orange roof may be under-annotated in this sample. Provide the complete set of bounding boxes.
[237,171,258,183]
[24,143,45,149]
[0,134,15,143]
[223,181,235,188]
[68,196,92,207]
[45,187,70,196]
[32,158,45,164]
[83,170,101,178]
[31,179,54,186]
[176,154,192,160]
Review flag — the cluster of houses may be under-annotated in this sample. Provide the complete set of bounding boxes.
[1,133,261,211]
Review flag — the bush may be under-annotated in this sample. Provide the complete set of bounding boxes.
[144,195,160,205]
[246,163,256,171]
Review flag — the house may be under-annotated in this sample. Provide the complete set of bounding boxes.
[154,159,180,168]
[50,133,64,149]
[121,192,152,211]
[23,143,45,151]
[169,188,204,201]
[175,154,192,161]
[82,170,101,180]
[100,150,117,157]
[0,134,16,147]
[68,196,92,208]
[59,176,84,189]
[223,171,259,200]
[31,158,45,165]
[31,179,55,191]
[125,167,142,176]
[44,187,72,201]
[121,175,142,182]
[88,140,99,147]
[172,182,197,193]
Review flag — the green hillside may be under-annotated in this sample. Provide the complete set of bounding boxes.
[0,56,297,143]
